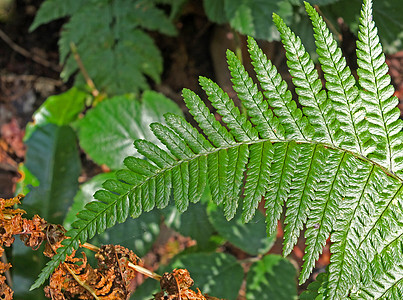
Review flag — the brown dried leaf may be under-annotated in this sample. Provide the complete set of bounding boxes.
[44,244,142,300]
[154,269,222,300]
[0,247,13,300]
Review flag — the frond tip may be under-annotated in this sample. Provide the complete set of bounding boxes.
[34,1,403,299]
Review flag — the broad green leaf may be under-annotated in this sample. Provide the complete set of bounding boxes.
[203,0,227,24]
[207,204,276,256]
[224,0,293,41]
[12,239,47,300]
[77,91,182,169]
[14,124,80,299]
[24,87,87,140]
[64,172,117,229]
[300,272,328,300]
[23,124,80,223]
[163,197,215,249]
[246,255,298,300]
[169,252,243,299]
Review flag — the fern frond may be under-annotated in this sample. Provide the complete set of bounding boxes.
[182,89,234,147]
[172,162,190,212]
[326,158,373,299]
[282,143,317,256]
[34,2,403,297]
[208,149,229,206]
[150,123,194,160]
[226,50,284,140]
[242,142,274,222]
[356,0,403,173]
[301,149,345,283]
[134,139,175,168]
[164,113,214,154]
[265,142,297,236]
[247,36,312,141]
[305,2,365,153]
[353,235,403,299]
[199,76,259,142]
[273,13,336,145]
[163,113,210,204]
[224,145,249,219]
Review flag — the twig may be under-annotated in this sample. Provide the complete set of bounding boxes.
[70,42,99,98]
[0,29,61,73]
[82,242,99,252]
[127,262,162,281]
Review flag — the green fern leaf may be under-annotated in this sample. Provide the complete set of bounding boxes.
[182,89,235,147]
[208,149,229,206]
[224,145,249,219]
[102,179,130,195]
[199,76,259,142]
[150,123,194,160]
[226,50,284,140]
[305,2,365,153]
[283,143,318,256]
[164,113,214,154]
[274,13,336,144]
[264,142,297,235]
[172,162,190,212]
[134,139,175,168]
[356,0,403,173]
[242,142,273,222]
[247,36,312,141]
[301,149,344,284]
[188,156,208,204]
[326,158,373,299]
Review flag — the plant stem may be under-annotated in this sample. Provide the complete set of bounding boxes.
[70,42,100,98]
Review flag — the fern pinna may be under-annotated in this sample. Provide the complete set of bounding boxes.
[33,0,403,299]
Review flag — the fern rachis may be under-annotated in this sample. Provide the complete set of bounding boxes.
[32,1,403,299]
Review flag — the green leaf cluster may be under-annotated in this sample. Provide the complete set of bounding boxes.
[17,89,181,298]
[33,0,403,299]
[30,0,177,95]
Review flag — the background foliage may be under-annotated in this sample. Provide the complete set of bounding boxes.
[7,0,403,299]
